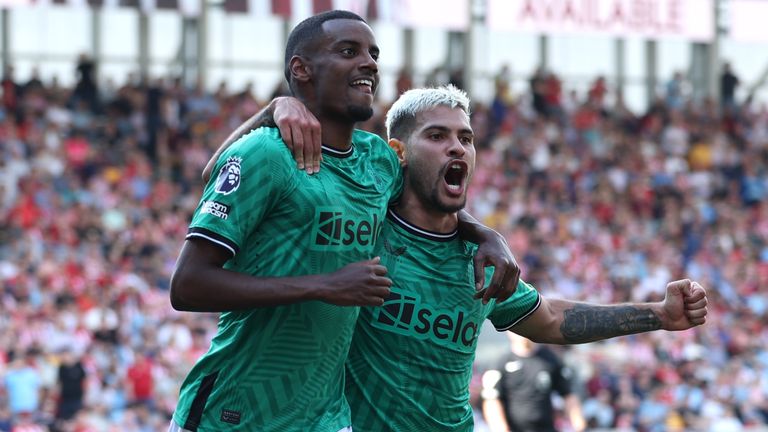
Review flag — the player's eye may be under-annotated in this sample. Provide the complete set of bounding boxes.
[370,51,379,61]
[341,48,356,57]
[460,136,474,145]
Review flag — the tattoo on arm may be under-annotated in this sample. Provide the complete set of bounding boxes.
[221,106,276,150]
[560,304,662,343]
[251,106,276,129]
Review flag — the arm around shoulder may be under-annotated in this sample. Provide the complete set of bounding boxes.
[202,100,281,183]
[456,210,521,304]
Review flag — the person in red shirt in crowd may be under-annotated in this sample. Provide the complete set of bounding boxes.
[1,65,20,115]
[125,351,155,410]
[2,53,768,430]
[588,75,607,106]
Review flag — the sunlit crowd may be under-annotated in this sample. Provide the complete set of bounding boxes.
[1,58,767,431]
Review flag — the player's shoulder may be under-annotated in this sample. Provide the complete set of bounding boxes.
[352,129,401,178]
[352,129,391,154]
[225,126,293,164]
[231,126,284,151]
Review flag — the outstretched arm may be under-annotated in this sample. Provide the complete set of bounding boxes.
[457,210,521,304]
[202,97,322,182]
[170,239,391,312]
[512,279,707,344]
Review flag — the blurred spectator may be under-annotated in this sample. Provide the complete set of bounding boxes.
[72,53,99,113]
[581,388,614,428]
[54,348,86,425]
[481,333,585,432]
[424,65,446,87]
[666,71,686,111]
[588,75,607,106]
[448,67,465,91]
[395,67,414,95]
[125,351,155,410]
[721,62,740,112]
[2,349,43,421]
[530,67,548,118]
[0,406,11,431]
[1,66,19,117]
[0,59,767,430]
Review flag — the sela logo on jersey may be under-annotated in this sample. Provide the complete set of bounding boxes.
[200,200,230,220]
[215,156,242,195]
[372,290,482,351]
[310,207,382,251]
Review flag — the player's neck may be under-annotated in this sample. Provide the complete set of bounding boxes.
[317,117,355,151]
[394,197,458,235]
[300,96,356,150]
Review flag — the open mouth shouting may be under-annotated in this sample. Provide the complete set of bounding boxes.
[442,160,469,198]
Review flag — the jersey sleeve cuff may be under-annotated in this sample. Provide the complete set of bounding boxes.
[494,293,542,331]
[186,227,239,257]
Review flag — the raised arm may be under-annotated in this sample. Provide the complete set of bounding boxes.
[202,96,322,182]
[456,210,521,304]
[170,239,392,312]
[512,279,707,344]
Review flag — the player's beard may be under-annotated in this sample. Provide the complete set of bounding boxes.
[347,105,374,122]
[406,163,467,214]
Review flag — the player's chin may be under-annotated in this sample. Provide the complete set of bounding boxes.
[347,104,374,122]
[437,195,467,213]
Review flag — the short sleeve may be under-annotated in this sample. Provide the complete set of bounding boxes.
[489,280,542,331]
[186,128,296,256]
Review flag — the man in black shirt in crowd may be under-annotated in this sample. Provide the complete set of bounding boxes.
[482,332,586,432]
[54,348,86,426]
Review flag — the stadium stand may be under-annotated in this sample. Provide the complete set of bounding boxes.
[1,62,767,431]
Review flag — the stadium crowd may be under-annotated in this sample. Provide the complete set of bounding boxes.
[1,57,767,431]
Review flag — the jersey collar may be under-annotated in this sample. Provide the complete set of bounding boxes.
[387,209,458,242]
[321,144,354,158]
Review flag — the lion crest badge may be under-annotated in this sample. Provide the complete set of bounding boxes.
[215,156,242,195]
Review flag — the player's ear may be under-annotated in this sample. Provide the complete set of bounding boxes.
[388,138,406,166]
[289,56,311,83]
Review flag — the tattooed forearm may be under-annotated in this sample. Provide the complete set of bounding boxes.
[560,304,662,343]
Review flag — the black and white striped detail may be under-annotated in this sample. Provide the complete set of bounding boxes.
[494,293,542,331]
[387,209,458,242]
[321,144,354,159]
[186,227,238,257]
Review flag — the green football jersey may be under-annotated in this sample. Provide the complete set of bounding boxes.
[345,210,540,432]
[173,127,402,432]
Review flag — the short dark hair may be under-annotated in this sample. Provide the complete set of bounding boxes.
[284,10,367,88]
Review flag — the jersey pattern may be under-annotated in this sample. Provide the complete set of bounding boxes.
[345,209,541,432]
[173,127,402,432]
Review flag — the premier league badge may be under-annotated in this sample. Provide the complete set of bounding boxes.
[215,156,242,195]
